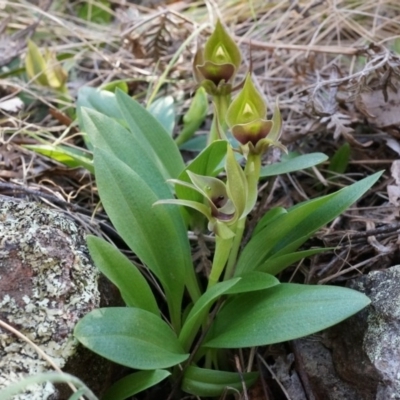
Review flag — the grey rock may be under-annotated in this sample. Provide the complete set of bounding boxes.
[0,196,100,399]
[330,265,400,400]
[293,266,400,400]
[292,337,363,400]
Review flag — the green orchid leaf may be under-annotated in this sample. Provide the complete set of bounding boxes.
[260,152,328,177]
[178,134,207,151]
[80,108,173,195]
[93,147,193,329]
[252,207,287,236]
[102,370,170,400]
[235,171,382,275]
[175,87,208,146]
[25,40,50,86]
[116,89,184,178]
[148,95,175,135]
[43,49,67,90]
[87,236,159,315]
[259,248,331,275]
[225,271,279,294]
[205,283,370,348]
[328,143,351,176]
[77,87,122,122]
[75,308,189,369]
[182,366,258,397]
[24,144,94,173]
[179,278,240,351]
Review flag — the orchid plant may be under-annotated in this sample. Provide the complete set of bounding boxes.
[73,20,381,399]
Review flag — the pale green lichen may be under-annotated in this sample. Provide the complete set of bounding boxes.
[0,196,100,399]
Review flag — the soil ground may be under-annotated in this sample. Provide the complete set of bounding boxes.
[1,0,400,399]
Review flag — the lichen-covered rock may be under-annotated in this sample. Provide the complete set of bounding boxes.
[289,266,400,400]
[0,196,100,399]
[330,265,400,400]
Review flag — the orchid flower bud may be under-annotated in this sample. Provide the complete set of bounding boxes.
[193,20,241,96]
[226,74,287,156]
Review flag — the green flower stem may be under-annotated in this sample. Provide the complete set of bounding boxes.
[244,152,262,214]
[224,153,262,279]
[223,217,245,280]
[208,93,231,144]
[208,234,234,289]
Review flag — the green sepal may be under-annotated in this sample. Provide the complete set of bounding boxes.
[225,146,248,219]
[226,74,266,128]
[194,19,241,87]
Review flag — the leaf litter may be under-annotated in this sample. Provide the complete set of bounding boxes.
[1,0,400,398]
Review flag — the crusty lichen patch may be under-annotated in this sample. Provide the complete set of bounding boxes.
[0,196,100,399]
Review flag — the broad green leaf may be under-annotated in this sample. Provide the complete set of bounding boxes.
[93,148,193,329]
[179,279,240,351]
[87,236,159,315]
[116,89,184,178]
[75,308,189,369]
[235,172,382,275]
[225,271,279,294]
[260,152,328,177]
[182,366,258,397]
[24,144,94,173]
[77,87,122,122]
[259,248,330,275]
[80,107,200,305]
[205,283,370,348]
[179,134,207,151]
[148,95,175,135]
[80,108,171,193]
[77,88,175,137]
[252,207,287,236]
[102,370,170,400]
